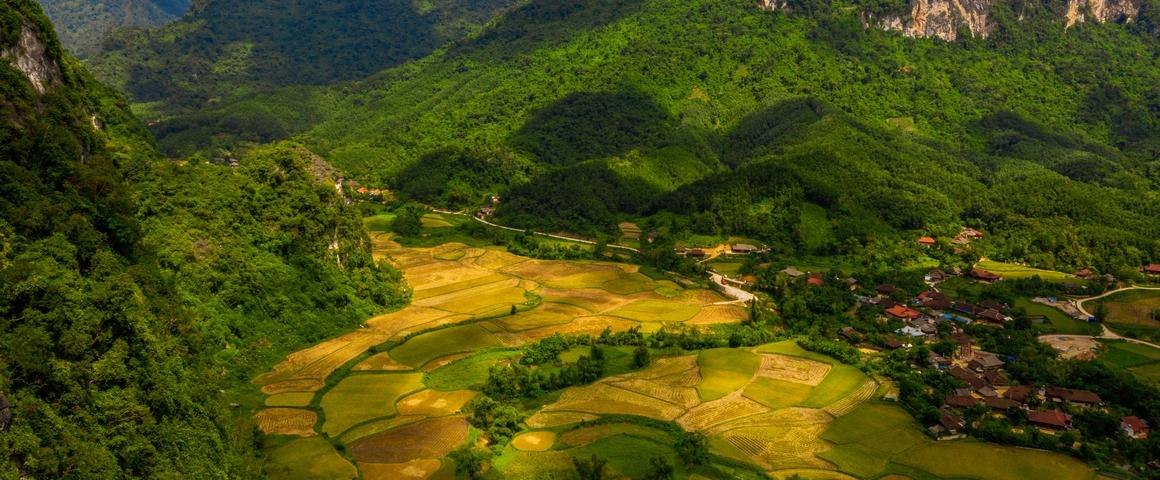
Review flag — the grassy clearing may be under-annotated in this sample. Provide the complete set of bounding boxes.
[319,373,424,436]
[799,203,835,252]
[1097,339,1160,368]
[264,437,358,480]
[709,261,744,277]
[976,260,1077,282]
[362,213,396,232]
[420,213,457,228]
[1017,299,1098,335]
[1093,289,1160,327]
[800,364,866,408]
[743,377,813,409]
[1128,362,1160,384]
[424,350,518,391]
[697,348,761,401]
[389,324,503,367]
[821,402,1095,480]
[566,434,683,479]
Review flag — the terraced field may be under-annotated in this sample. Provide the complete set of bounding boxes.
[253,238,745,478]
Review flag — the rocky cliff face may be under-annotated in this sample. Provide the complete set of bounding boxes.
[761,0,1144,40]
[1,23,62,93]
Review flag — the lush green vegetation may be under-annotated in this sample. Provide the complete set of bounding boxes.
[0,2,405,476]
[36,0,188,56]
[86,0,519,155]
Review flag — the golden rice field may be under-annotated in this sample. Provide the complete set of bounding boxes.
[349,416,469,464]
[359,459,443,480]
[255,408,318,437]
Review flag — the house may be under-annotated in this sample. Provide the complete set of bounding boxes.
[952,302,980,316]
[978,299,1009,312]
[839,327,861,341]
[949,366,986,389]
[1144,264,1160,275]
[1028,410,1072,430]
[876,284,897,296]
[970,353,1005,371]
[928,353,952,369]
[897,326,926,338]
[954,228,985,244]
[1004,385,1035,404]
[977,386,998,398]
[1075,268,1094,279]
[885,304,923,321]
[945,395,979,408]
[971,268,1002,282]
[925,269,949,282]
[977,309,1009,323]
[687,249,706,258]
[917,236,937,246]
[807,275,825,286]
[1045,387,1102,407]
[357,187,369,194]
[844,277,858,290]
[984,370,1009,387]
[731,244,759,254]
[939,409,966,434]
[885,336,904,350]
[1122,416,1150,439]
[918,291,952,310]
[984,397,1020,411]
[952,332,975,359]
[781,267,805,278]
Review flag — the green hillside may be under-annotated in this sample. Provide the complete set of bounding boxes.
[86,0,519,155]
[35,0,189,56]
[0,1,405,476]
[282,0,1159,272]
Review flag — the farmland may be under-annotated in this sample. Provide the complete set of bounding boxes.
[975,260,1079,283]
[253,240,1093,479]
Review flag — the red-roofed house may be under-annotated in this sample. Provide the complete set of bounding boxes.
[917,236,937,246]
[807,275,824,286]
[1028,410,1072,430]
[1122,416,1150,439]
[885,304,923,321]
[1075,268,1094,279]
[1145,264,1160,275]
[1046,387,1102,407]
[971,268,1002,282]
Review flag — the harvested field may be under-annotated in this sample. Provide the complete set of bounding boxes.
[255,408,317,437]
[320,373,424,436]
[538,287,632,312]
[606,299,702,322]
[260,379,326,395]
[820,378,877,416]
[679,394,769,431]
[718,424,832,470]
[626,355,699,380]
[556,423,667,448]
[705,407,834,436]
[265,392,315,407]
[364,306,458,333]
[354,352,412,372]
[607,378,701,408]
[414,278,530,315]
[601,273,658,295]
[468,249,528,271]
[256,331,392,389]
[543,383,686,420]
[509,315,639,343]
[511,431,556,451]
[525,411,598,428]
[396,389,476,416]
[339,415,426,444]
[350,417,469,464]
[360,459,442,480]
[688,304,748,325]
[265,437,357,480]
[756,354,831,386]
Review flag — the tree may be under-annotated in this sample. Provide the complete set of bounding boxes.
[510,305,518,315]
[633,346,651,368]
[449,446,490,479]
[1094,302,1108,323]
[643,457,675,480]
[676,431,710,467]
[391,203,426,236]
[572,454,607,480]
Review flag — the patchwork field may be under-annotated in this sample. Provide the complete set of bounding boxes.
[1098,339,1160,385]
[975,260,1079,282]
[1093,289,1160,328]
[255,240,745,478]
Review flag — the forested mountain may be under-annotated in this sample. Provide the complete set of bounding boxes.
[0,0,405,476]
[274,0,1158,273]
[85,0,519,155]
[35,0,189,56]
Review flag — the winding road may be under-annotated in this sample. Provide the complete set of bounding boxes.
[1041,285,1160,351]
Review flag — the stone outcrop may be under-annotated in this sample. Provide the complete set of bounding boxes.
[1,24,63,94]
[760,0,1145,40]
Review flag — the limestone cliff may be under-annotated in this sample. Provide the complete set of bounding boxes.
[1,23,62,93]
[760,0,1145,40]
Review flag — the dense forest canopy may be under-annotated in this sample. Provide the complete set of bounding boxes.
[0,1,405,476]
[34,0,190,56]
